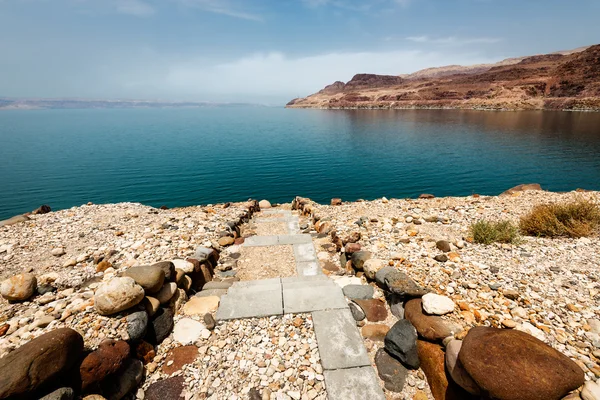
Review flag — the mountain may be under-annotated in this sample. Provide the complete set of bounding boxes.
[287,45,600,111]
[0,98,262,110]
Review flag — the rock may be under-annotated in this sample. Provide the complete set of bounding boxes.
[123,266,165,294]
[330,198,342,206]
[0,324,8,337]
[83,396,107,400]
[385,270,429,297]
[390,295,405,319]
[500,183,542,196]
[146,308,174,344]
[351,251,372,270]
[152,261,176,281]
[218,236,235,246]
[126,311,149,342]
[161,346,200,375]
[1,273,37,301]
[193,246,218,264]
[172,259,196,274]
[361,324,390,341]
[434,254,448,263]
[375,266,396,287]
[39,387,74,400]
[331,275,362,288]
[204,313,216,330]
[203,281,233,290]
[145,376,185,400]
[589,319,600,334]
[417,340,473,400]
[405,299,453,340]
[344,243,361,254]
[155,282,177,304]
[182,296,220,315]
[173,318,206,344]
[0,214,30,227]
[94,277,145,316]
[259,200,271,209]
[503,289,519,300]
[31,204,52,215]
[384,320,420,369]
[102,358,143,400]
[342,284,374,300]
[422,293,455,315]
[582,381,600,400]
[459,327,585,400]
[51,248,66,257]
[0,328,84,399]
[375,348,408,392]
[511,306,528,320]
[135,340,156,364]
[96,260,112,273]
[419,194,435,199]
[195,288,228,298]
[436,240,451,252]
[353,299,388,322]
[445,340,480,395]
[349,302,366,321]
[142,296,161,317]
[363,259,387,280]
[80,340,130,390]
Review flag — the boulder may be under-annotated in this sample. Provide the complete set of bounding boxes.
[146,308,174,344]
[375,348,408,393]
[353,299,388,322]
[384,271,428,297]
[1,273,37,301]
[182,296,220,316]
[151,261,176,281]
[375,266,396,287]
[173,318,206,345]
[500,183,542,196]
[389,294,405,319]
[94,277,145,316]
[350,251,371,270]
[0,328,84,399]
[155,282,177,304]
[422,293,455,315]
[171,259,195,274]
[330,198,342,206]
[145,376,185,400]
[349,302,365,321]
[436,240,451,252]
[31,205,52,215]
[404,298,453,340]
[218,236,235,247]
[342,285,374,300]
[142,296,160,317]
[161,346,200,375]
[363,259,387,280]
[259,200,271,209]
[80,340,130,391]
[39,387,74,400]
[102,358,143,400]
[459,327,585,400]
[445,340,480,395]
[384,320,420,369]
[582,381,600,400]
[0,214,29,227]
[122,266,164,294]
[361,324,390,341]
[126,311,149,342]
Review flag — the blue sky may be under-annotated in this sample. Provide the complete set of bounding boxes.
[0,0,598,104]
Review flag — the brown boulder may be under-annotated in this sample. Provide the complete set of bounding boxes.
[361,324,390,341]
[161,346,199,375]
[500,183,542,196]
[80,340,130,391]
[32,205,52,215]
[330,198,342,206]
[405,299,453,340]
[459,327,585,400]
[145,376,185,400]
[0,328,84,399]
[353,299,388,322]
[0,324,8,337]
[417,340,474,400]
[134,340,155,364]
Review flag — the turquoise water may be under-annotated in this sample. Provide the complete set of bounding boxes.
[1,107,600,219]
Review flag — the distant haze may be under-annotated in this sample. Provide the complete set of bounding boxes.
[1,0,599,105]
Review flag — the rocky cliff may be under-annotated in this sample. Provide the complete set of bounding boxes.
[287,45,600,111]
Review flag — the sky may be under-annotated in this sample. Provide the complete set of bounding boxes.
[0,0,599,105]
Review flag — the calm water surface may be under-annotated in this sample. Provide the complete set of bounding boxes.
[1,107,599,219]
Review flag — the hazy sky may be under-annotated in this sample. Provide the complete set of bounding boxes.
[0,0,598,104]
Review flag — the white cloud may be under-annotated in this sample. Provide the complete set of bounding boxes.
[173,0,262,21]
[406,35,503,45]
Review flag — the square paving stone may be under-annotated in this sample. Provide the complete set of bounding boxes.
[243,235,279,247]
[312,309,371,370]
[296,261,321,276]
[215,282,283,320]
[293,243,317,262]
[278,234,312,245]
[323,367,386,400]
[283,281,347,314]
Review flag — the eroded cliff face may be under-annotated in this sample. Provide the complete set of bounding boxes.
[287,45,600,111]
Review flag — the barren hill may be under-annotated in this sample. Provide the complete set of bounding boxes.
[287,45,600,111]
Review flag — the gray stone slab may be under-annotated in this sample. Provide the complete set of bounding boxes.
[215,283,283,320]
[287,220,300,234]
[293,243,317,262]
[261,210,292,215]
[254,217,287,223]
[312,309,370,370]
[296,260,321,276]
[229,278,281,288]
[283,282,347,314]
[195,288,228,298]
[278,234,312,245]
[243,235,279,247]
[281,275,329,284]
[323,367,386,400]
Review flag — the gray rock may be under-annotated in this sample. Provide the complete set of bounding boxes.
[342,285,374,300]
[204,313,216,330]
[123,266,165,294]
[349,302,366,321]
[384,319,420,369]
[375,266,396,287]
[390,295,405,319]
[146,308,174,344]
[350,251,372,270]
[384,270,428,297]
[375,348,408,392]
[126,311,149,342]
[39,387,75,400]
[195,289,228,298]
[193,246,215,263]
[102,359,143,400]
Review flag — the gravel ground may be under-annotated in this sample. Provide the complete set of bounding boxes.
[255,221,289,236]
[236,245,297,281]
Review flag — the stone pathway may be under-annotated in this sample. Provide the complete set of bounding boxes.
[216,208,385,400]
